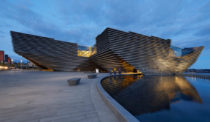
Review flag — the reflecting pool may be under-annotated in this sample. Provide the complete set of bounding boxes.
[101,75,210,122]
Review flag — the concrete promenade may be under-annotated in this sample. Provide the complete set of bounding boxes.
[0,71,119,122]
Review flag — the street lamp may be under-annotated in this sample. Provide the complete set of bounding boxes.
[20,59,22,69]
[11,59,13,64]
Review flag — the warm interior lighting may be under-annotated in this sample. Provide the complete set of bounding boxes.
[0,66,8,70]
[120,59,142,74]
[77,46,96,57]
[41,69,54,71]
[77,50,93,57]
[120,59,135,72]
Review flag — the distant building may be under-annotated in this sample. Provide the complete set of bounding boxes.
[4,54,12,64]
[0,50,4,63]
[4,54,8,63]
[8,57,11,64]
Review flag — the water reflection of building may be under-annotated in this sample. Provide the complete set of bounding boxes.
[102,75,202,115]
[101,75,143,95]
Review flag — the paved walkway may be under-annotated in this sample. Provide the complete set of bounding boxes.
[0,71,119,122]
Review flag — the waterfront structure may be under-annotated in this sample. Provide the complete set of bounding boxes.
[92,28,204,74]
[11,28,204,74]
[11,31,98,71]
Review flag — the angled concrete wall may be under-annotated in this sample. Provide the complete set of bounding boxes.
[93,28,203,74]
[11,28,203,74]
[11,31,89,71]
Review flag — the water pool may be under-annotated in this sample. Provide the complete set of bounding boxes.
[101,75,210,122]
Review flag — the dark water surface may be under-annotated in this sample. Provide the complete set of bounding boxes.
[101,75,210,122]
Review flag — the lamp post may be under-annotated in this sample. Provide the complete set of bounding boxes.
[20,59,22,69]
[11,59,13,64]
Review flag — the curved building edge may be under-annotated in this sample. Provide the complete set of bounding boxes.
[96,75,139,122]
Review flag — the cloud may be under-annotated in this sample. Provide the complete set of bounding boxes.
[0,0,210,68]
[0,0,96,46]
[195,26,210,36]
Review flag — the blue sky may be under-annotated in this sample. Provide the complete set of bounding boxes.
[0,0,210,68]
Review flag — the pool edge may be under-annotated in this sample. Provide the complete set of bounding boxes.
[96,75,139,122]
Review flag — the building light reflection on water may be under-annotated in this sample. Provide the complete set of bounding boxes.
[102,75,202,116]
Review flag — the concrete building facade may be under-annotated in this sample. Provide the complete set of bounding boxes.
[11,28,204,75]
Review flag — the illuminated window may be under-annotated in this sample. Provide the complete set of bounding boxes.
[77,45,96,57]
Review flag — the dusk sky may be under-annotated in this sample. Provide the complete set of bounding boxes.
[0,0,210,69]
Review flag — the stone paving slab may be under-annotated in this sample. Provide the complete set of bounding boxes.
[0,71,119,122]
